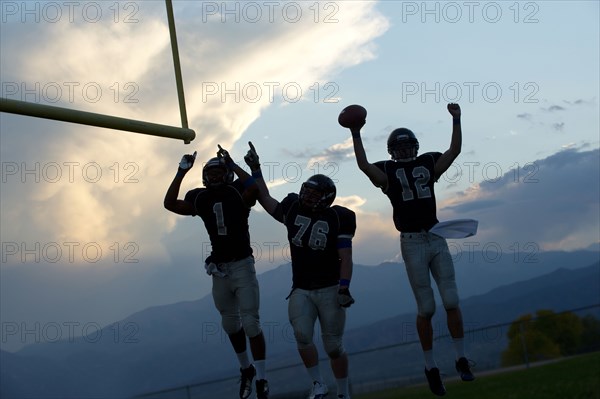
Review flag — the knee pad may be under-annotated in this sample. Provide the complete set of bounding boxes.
[221,316,242,335]
[294,329,314,349]
[323,336,345,359]
[417,295,436,319]
[295,336,314,350]
[241,313,262,338]
[441,285,459,310]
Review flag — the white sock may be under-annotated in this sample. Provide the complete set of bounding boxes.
[254,359,266,380]
[424,350,437,370]
[336,376,349,397]
[453,338,466,360]
[307,364,323,383]
[236,351,251,369]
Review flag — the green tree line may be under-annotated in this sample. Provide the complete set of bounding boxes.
[502,309,600,366]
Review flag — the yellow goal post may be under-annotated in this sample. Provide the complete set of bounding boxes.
[0,0,194,144]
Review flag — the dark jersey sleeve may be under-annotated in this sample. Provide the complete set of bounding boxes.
[184,188,203,216]
[230,179,246,200]
[332,206,356,248]
[276,193,300,224]
[425,152,443,169]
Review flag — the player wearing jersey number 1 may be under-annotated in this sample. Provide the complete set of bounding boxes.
[163,146,269,399]
[348,103,474,397]
[244,142,356,399]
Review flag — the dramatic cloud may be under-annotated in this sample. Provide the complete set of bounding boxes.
[0,1,390,265]
[439,148,600,251]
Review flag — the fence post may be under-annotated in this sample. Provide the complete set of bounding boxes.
[519,321,530,368]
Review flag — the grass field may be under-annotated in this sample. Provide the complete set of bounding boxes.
[354,351,600,399]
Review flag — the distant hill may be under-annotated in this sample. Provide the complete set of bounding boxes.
[344,261,600,360]
[1,251,598,399]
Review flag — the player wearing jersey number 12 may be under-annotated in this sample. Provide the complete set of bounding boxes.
[347,103,475,397]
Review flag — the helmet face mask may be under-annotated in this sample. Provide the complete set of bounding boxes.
[299,174,336,211]
[387,128,419,162]
[202,157,234,187]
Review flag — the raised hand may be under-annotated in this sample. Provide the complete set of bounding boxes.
[244,141,260,171]
[447,103,461,118]
[217,144,233,165]
[178,151,197,174]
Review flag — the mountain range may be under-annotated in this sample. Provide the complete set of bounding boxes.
[1,249,599,399]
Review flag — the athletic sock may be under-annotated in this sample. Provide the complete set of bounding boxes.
[254,359,266,380]
[424,350,437,370]
[307,364,323,383]
[237,351,251,369]
[453,337,466,360]
[336,376,349,397]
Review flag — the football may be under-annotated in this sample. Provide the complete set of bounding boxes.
[338,104,367,129]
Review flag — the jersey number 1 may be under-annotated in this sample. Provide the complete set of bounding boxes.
[213,202,227,235]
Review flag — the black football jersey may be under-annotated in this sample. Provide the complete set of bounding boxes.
[275,193,356,290]
[184,180,252,263]
[375,152,442,232]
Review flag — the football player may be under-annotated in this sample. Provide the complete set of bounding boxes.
[164,146,269,399]
[244,142,356,399]
[348,103,474,396]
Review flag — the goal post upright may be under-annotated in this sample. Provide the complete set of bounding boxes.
[165,0,190,131]
[0,0,195,144]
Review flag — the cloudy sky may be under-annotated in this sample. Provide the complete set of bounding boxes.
[1,1,598,351]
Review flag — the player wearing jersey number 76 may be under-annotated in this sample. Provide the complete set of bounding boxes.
[163,146,269,399]
[245,141,356,399]
[347,103,475,397]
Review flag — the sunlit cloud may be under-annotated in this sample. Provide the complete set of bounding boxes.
[0,1,390,266]
[307,138,355,166]
[334,194,366,210]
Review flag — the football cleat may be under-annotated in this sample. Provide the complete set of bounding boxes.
[308,380,329,399]
[455,357,476,381]
[239,364,256,399]
[256,379,269,399]
[424,367,446,396]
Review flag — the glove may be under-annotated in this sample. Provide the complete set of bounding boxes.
[217,145,234,167]
[204,262,227,278]
[244,141,260,170]
[337,287,355,308]
[178,151,197,174]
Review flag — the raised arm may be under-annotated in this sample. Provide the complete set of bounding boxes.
[164,152,197,216]
[243,141,280,217]
[434,103,462,180]
[349,124,388,190]
[217,145,258,207]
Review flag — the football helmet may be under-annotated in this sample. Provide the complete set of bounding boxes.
[202,157,234,187]
[387,128,419,161]
[299,174,336,211]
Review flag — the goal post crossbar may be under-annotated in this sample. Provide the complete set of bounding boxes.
[0,98,196,144]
